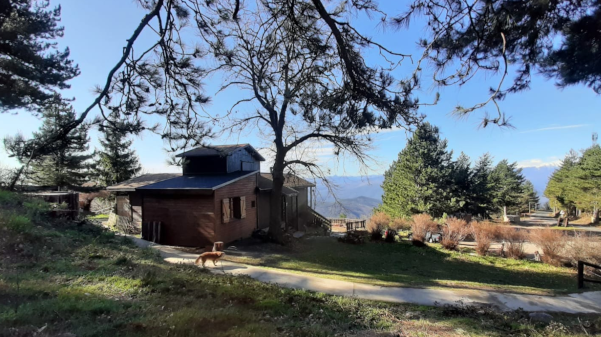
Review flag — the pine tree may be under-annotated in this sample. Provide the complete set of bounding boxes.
[450,152,472,214]
[544,150,580,214]
[379,123,454,218]
[28,101,92,188]
[0,0,79,113]
[519,180,540,213]
[92,115,142,186]
[470,153,495,217]
[572,144,601,222]
[490,160,525,220]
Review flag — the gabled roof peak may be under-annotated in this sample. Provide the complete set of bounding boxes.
[176,144,265,161]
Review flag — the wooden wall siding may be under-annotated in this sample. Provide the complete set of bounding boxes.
[296,187,309,211]
[285,196,298,231]
[116,193,143,227]
[183,156,227,174]
[213,174,258,244]
[257,193,301,230]
[227,148,260,173]
[257,192,271,229]
[129,192,143,227]
[142,194,216,247]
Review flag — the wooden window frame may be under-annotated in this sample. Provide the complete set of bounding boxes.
[224,196,247,223]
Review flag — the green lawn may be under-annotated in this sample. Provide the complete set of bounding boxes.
[227,236,596,295]
[1,189,600,336]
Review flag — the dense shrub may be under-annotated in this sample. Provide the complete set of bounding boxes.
[440,217,470,250]
[471,221,499,256]
[564,233,601,268]
[529,227,567,265]
[498,226,527,259]
[389,218,411,231]
[367,212,390,241]
[410,214,437,245]
[23,199,49,218]
[6,214,33,233]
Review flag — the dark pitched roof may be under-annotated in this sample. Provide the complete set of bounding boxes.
[107,173,182,191]
[137,171,257,190]
[175,144,266,161]
[258,175,298,196]
[260,173,315,188]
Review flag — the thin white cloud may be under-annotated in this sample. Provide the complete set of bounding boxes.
[520,124,590,134]
[517,158,561,168]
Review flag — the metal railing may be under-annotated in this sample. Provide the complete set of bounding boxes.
[577,261,601,289]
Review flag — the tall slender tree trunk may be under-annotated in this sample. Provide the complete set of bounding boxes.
[502,205,508,222]
[268,139,285,242]
[593,207,599,224]
[8,166,24,191]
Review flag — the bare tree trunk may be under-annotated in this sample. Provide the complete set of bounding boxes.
[592,207,599,224]
[8,166,24,191]
[502,205,508,222]
[268,142,285,242]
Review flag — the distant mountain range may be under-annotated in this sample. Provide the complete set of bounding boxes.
[519,166,557,204]
[313,166,557,218]
[314,196,381,219]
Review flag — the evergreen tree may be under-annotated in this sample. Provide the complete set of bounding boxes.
[0,0,79,113]
[379,123,454,218]
[27,101,92,188]
[450,152,472,214]
[519,180,540,213]
[489,160,525,220]
[572,144,601,222]
[470,153,495,217]
[544,150,580,214]
[92,115,142,186]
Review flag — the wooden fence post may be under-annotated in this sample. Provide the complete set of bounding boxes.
[578,261,584,289]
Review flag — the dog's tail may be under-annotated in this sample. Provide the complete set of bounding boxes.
[194,255,202,266]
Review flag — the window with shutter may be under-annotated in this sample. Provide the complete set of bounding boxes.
[240,196,246,219]
[222,198,230,223]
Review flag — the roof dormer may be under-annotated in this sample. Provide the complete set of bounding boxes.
[176,144,265,175]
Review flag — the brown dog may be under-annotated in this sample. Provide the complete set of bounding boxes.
[194,251,225,267]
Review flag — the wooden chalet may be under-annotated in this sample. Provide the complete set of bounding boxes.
[107,144,327,247]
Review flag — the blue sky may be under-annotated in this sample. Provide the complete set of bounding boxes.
[1,0,599,176]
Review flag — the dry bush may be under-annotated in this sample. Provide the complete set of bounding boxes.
[389,218,411,231]
[564,233,601,267]
[529,227,567,265]
[498,226,527,259]
[411,213,437,245]
[441,217,470,250]
[367,212,390,241]
[471,221,499,256]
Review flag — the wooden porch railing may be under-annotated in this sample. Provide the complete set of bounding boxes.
[578,261,601,289]
[310,208,331,233]
[328,218,367,232]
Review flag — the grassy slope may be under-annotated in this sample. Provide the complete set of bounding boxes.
[0,192,599,336]
[227,237,597,295]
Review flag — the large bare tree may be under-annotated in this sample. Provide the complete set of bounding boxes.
[190,0,422,240]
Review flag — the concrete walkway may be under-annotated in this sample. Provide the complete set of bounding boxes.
[129,236,601,314]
